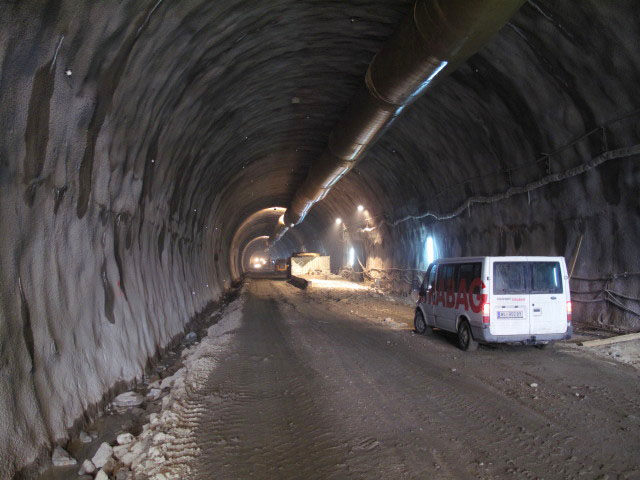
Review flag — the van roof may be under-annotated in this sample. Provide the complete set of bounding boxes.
[433,256,565,264]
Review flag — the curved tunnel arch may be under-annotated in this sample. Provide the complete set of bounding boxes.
[1,0,639,474]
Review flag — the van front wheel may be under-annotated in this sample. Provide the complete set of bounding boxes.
[457,321,478,351]
[414,310,432,336]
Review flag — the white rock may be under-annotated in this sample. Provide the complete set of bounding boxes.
[384,317,392,322]
[52,446,77,466]
[78,459,96,475]
[117,433,134,445]
[112,391,144,407]
[121,452,136,466]
[79,431,93,443]
[113,445,130,461]
[146,388,162,400]
[185,332,197,343]
[95,469,109,480]
[530,383,539,388]
[91,442,113,468]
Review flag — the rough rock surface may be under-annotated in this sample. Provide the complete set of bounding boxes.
[0,0,639,476]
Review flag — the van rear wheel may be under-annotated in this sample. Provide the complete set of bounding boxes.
[414,310,431,336]
[457,321,478,351]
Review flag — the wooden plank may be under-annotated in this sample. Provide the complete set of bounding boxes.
[578,332,640,347]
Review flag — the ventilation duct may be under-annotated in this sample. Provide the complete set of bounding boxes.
[269,0,524,244]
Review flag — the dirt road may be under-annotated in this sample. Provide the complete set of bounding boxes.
[191,279,640,479]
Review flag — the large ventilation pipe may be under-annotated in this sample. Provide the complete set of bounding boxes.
[270,0,524,244]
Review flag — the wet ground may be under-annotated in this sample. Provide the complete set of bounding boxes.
[190,278,640,479]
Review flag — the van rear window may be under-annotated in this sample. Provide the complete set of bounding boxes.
[494,263,527,294]
[493,262,563,295]
[530,262,563,294]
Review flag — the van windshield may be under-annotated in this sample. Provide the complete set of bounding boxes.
[493,261,563,295]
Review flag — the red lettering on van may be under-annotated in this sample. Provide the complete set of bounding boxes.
[446,291,456,308]
[468,278,487,313]
[455,291,470,310]
[436,290,445,306]
[428,277,487,313]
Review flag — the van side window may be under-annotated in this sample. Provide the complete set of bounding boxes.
[438,264,457,292]
[458,263,482,293]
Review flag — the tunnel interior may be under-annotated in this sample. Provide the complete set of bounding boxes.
[1,0,639,475]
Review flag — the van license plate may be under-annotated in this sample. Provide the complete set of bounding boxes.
[497,310,523,318]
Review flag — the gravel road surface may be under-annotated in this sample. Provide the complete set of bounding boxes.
[189,278,640,479]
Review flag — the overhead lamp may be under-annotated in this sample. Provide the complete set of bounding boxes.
[335,218,342,225]
[357,205,364,212]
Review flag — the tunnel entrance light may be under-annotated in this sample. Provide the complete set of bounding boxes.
[335,218,342,225]
[357,205,364,212]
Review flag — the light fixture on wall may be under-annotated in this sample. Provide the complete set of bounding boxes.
[335,217,342,225]
[357,205,364,212]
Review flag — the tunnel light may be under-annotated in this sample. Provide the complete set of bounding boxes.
[348,247,355,267]
[425,236,436,266]
[335,218,342,225]
[253,263,262,269]
[357,205,364,212]
[290,223,295,228]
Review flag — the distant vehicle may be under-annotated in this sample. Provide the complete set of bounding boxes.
[414,256,572,351]
[274,258,289,272]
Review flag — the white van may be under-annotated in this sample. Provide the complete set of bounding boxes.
[414,256,573,351]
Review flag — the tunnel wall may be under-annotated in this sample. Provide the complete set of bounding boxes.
[321,1,640,331]
[362,152,640,331]
[0,3,228,475]
[1,0,639,476]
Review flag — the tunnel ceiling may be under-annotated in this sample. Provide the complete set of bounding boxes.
[3,0,638,260]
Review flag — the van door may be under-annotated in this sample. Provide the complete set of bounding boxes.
[434,263,458,332]
[420,265,437,326]
[490,261,530,336]
[529,261,568,334]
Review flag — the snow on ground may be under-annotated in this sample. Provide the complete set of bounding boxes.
[123,292,245,479]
